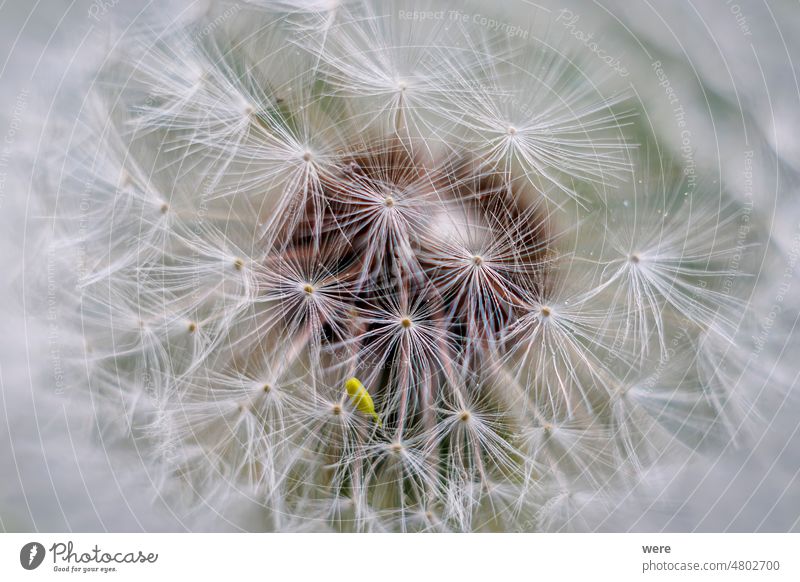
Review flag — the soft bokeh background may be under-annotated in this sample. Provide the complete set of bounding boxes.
[1,0,798,531]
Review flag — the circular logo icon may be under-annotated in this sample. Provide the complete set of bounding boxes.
[20,542,46,570]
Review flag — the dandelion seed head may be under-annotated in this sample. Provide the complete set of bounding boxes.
[38,1,759,533]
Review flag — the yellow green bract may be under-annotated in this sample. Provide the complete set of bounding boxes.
[345,377,382,427]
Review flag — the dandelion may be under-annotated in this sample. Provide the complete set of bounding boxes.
[35,0,759,532]
[595,181,747,359]
[436,42,635,205]
[308,2,491,140]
